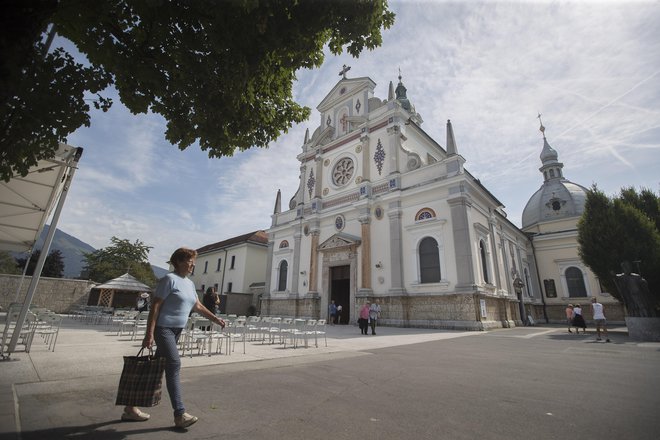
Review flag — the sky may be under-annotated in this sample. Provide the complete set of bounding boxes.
[53,0,660,268]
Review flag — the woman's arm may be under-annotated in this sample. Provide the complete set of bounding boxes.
[142,297,163,349]
[192,299,225,328]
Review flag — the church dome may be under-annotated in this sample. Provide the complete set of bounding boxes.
[522,120,589,229]
[522,179,588,228]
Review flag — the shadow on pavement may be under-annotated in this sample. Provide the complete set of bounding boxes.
[0,419,178,440]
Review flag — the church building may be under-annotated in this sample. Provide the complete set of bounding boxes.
[262,69,621,330]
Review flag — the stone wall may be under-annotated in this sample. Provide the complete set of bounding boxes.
[261,293,527,330]
[0,274,94,313]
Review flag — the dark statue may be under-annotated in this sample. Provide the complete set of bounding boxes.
[613,261,659,318]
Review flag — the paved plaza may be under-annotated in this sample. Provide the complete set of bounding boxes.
[1,318,659,440]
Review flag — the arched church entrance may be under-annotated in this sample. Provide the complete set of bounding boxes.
[331,265,350,324]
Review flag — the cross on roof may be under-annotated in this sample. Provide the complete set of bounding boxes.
[339,64,351,79]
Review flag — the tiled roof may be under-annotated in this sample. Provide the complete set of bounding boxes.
[197,230,268,255]
[94,273,152,291]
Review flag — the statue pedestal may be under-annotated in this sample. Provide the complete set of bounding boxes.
[625,317,660,342]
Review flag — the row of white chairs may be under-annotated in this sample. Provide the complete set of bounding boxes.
[179,315,246,357]
[1,303,62,355]
[245,316,328,348]
[70,305,114,325]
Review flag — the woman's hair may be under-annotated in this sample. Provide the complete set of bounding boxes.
[205,286,214,295]
[168,247,197,266]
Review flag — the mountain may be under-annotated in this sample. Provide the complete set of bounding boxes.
[33,225,95,278]
[13,225,169,279]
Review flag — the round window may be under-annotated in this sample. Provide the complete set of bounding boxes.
[332,157,355,187]
[335,215,345,231]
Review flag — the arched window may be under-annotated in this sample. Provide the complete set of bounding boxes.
[415,208,436,222]
[419,237,441,283]
[279,240,289,249]
[566,266,587,297]
[479,240,489,284]
[278,260,288,291]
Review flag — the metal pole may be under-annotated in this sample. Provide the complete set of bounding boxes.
[7,147,83,356]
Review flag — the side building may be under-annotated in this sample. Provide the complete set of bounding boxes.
[263,73,545,330]
[190,230,268,315]
[521,121,625,323]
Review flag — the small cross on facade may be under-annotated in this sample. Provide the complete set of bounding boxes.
[339,64,351,79]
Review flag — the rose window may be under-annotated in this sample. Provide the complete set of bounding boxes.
[332,157,355,186]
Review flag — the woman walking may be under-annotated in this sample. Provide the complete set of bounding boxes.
[121,247,225,428]
[572,304,587,334]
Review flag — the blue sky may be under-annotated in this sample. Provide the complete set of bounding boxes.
[55,0,660,268]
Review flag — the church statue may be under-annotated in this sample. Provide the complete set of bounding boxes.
[613,261,659,318]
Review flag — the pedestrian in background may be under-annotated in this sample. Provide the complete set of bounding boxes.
[591,297,610,342]
[565,304,574,333]
[572,304,587,334]
[328,300,337,325]
[358,301,370,335]
[369,300,381,335]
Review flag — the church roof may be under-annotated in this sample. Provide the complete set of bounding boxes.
[196,230,268,255]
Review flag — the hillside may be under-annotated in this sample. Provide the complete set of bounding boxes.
[12,225,168,279]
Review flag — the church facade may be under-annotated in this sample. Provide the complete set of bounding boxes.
[262,71,620,330]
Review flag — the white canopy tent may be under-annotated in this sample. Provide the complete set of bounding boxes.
[0,143,83,357]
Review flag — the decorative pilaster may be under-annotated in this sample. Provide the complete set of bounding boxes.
[448,184,476,291]
[308,229,320,294]
[359,213,372,291]
[314,151,324,199]
[387,125,401,175]
[488,214,502,290]
[360,133,371,182]
[264,238,275,296]
[388,200,405,294]
[292,230,302,297]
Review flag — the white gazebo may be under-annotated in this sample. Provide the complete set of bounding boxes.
[92,273,153,308]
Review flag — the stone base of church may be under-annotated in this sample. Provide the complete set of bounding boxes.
[261,292,526,331]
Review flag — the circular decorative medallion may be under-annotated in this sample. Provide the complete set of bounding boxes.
[374,206,384,220]
[355,145,362,153]
[324,158,330,166]
[355,176,363,184]
[303,225,310,236]
[332,157,355,186]
[323,188,329,196]
[334,215,345,231]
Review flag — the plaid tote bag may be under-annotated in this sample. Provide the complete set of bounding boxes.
[115,348,166,407]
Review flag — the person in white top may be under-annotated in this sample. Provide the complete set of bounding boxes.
[591,297,610,342]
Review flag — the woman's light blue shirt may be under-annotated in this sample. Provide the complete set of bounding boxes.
[154,272,197,328]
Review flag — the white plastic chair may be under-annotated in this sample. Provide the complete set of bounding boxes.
[130,311,150,340]
[27,314,62,352]
[284,318,309,349]
[310,319,327,347]
[181,317,213,357]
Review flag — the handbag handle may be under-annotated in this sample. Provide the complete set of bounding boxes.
[136,347,155,357]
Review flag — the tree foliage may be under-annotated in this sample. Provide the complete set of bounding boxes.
[16,249,65,278]
[1,0,395,181]
[0,250,20,275]
[82,236,156,286]
[578,185,660,307]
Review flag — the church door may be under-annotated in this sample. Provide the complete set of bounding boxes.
[330,265,350,324]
